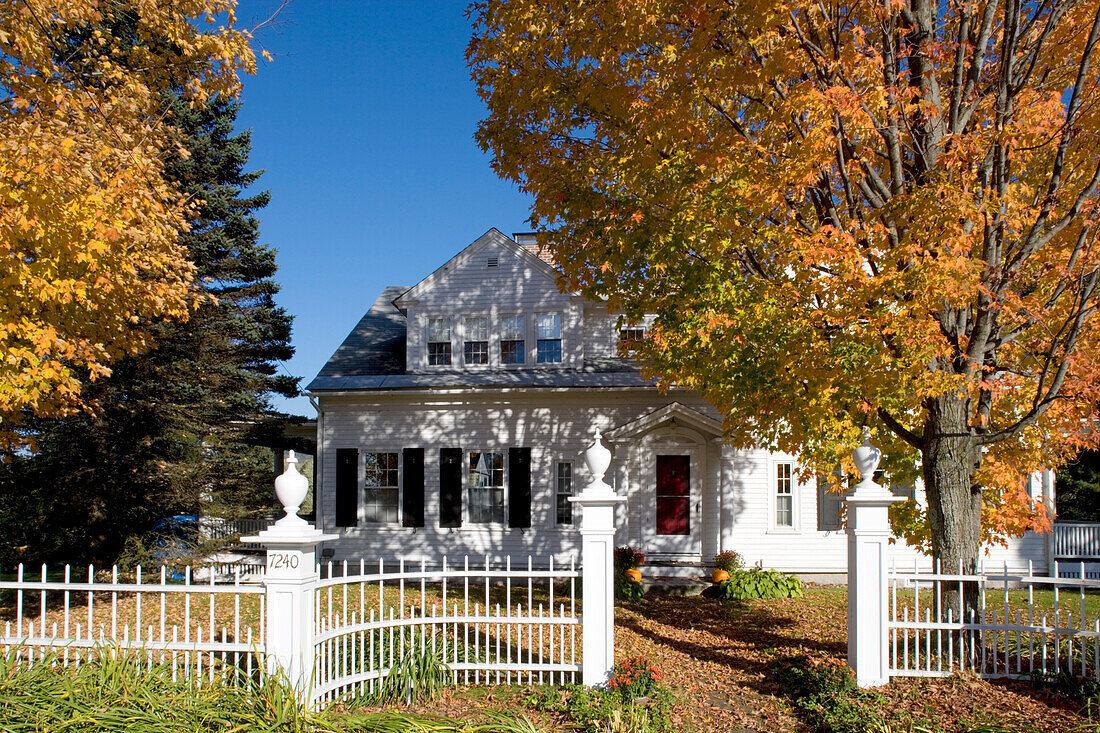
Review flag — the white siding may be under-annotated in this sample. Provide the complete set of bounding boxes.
[317,232,1049,575]
[404,237,577,372]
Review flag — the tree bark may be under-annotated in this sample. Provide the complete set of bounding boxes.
[921,392,982,626]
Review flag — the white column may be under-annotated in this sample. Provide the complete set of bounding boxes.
[243,450,337,701]
[1043,468,1056,576]
[845,431,905,688]
[569,432,626,687]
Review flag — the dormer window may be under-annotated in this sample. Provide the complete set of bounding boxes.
[536,313,562,363]
[464,316,489,365]
[619,326,646,348]
[501,315,525,364]
[428,317,452,366]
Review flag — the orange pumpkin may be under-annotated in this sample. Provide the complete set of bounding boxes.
[712,569,730,584]
[624,568,642,583]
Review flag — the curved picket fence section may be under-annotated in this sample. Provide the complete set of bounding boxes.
[311,555,581,704]
[0,563,266,684]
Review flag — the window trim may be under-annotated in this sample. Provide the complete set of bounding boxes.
[769,460,799,532]
[817,472,844,532]
[555,460,575,526]
[460,314,490,367]
[499,313,527,367]
[535,312,563,364]
[426,316,453,367]
[466,448,507,525]
[360,450,402,526]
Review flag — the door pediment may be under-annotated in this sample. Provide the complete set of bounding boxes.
[604,402,722,443]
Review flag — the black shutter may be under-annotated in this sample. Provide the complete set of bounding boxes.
[335,448,358,527]
[508,447,532,528]
[402,448,425,528]
[439,448,462,528]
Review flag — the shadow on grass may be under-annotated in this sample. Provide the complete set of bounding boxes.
[616,593,847,697]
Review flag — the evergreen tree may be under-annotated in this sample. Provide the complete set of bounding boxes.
[1056,452,1100,522]
[0,95,299,567]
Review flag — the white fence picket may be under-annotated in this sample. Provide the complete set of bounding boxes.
[0,563,265,683]
[888,560,1100,682]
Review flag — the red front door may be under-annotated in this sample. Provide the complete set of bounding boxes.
[656,455,690,535]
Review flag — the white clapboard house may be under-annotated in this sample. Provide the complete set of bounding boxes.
[306,229,1054,576]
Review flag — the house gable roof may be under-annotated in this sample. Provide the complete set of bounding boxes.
[306,228,658,393]
[392,228,562,312]
[311,286,409,381]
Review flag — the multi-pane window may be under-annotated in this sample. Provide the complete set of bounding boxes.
[468,450,505,523]
[556,462,574,524]
[464,316,489,365]
[428,317,452,366]
[776,462,794,528]
[364,452,399,523]
[618,326,646,353]
[536,313,563,363]
[501,315,525,364]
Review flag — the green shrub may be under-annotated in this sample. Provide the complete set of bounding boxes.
[615,573,646,600]
[713,550,743,573]
[772,655,885,733]
[713,568,802,600]
[1030,664,1100,702]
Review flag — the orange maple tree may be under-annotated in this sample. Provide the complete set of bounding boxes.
[0,1,255,450]
[469,0,1100,570]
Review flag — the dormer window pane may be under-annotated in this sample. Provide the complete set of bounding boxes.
[619,326,646,351]
[536,313,562,363]
[501,315,525,364]
[428,317,452,366]
[464,316,488,365]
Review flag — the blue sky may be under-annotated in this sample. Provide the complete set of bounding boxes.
[233,1,533,416]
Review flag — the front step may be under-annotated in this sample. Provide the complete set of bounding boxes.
[639,560,709,579]
[640,575,711,596]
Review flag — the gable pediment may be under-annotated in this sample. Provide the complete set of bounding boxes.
[604,402,724,441]
[392,229,562,313]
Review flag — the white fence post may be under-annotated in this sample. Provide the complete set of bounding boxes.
[570,432,625,687]
[242,451,337,701]
[845,431,905,688]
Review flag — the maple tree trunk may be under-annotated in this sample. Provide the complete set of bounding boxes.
[921,393,982,632]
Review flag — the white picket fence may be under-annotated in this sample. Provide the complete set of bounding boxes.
[311,556,580,703]
[0,554,582,705]
[888,560,1100,681]
[0,441,624,704]
[0,563,265,683]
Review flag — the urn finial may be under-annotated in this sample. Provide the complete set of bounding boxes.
[274,450,310,526]
[852,429,882,484]
[584,431,612,483]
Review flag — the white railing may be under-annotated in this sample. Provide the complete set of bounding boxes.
[1054,521,1100,558]
[201,516,277,547]
[888,559,1100,681]
[311,555,580,704]
[0,563,266,683]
